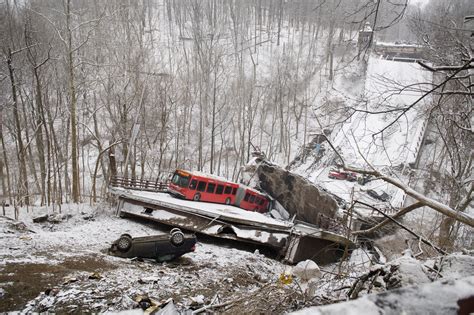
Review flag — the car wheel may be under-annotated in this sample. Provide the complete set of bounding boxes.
[225,197,231,205]
[193,193,201,201]
[170,230,185,246]
[117,234,132,252]
[170,228,181,235]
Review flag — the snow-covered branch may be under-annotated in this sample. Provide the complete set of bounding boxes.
[342,164,474,228]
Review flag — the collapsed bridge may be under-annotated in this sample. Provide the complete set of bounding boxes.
[109,176,355,264]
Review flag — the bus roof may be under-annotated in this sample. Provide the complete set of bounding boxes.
[177,169,234,184]
[176,169,268,197]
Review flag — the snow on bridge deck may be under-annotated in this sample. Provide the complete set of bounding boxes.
[335,56,432,168]
[295,57,433,210]
[111,187,292,230]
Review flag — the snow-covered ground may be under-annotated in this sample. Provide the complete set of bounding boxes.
[0,204,295,313]
[2,202,472,313]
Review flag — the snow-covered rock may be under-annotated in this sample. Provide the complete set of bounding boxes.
[394,256,430,286]
[292,276,474,315]
[293,260,321,282]
[256,163,339,224]
[437,253,474,281]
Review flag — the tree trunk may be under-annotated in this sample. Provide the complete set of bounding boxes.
[109,142,117,180]
[66,0,80,203]
[7,49,29,205]
[0,118,12,204]
[210,68,217,173]
[33,69,47,206]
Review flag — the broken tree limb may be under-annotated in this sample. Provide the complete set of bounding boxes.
[354,201,446,255]
[352,202,424,235]
[374,58,474,136]
[192,282,273,314]
[416,59,474,72]
[321,132,474,228]
[342,165,474,228]
[192,296,246,314]
[191,294,219,314]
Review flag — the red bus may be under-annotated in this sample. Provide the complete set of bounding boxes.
[168,169,270,213]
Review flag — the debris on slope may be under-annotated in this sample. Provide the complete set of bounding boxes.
[292,275,474,315]
[347,252,474,300]
[0,205,300,313]
[287,134,329,172]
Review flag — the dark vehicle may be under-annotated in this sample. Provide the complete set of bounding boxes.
[358,174,372,185]
[345,172,358,182]
[109,228,197,262]
[367,190,391,202]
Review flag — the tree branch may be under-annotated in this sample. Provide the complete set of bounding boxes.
[374,58,474,136]
[417,60,474,72]
[342,165,474,228]
[352,202,424,235]
[354,201,447,255]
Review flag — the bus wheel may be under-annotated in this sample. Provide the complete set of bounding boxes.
[225,197,231,205]
[193,193,201,201]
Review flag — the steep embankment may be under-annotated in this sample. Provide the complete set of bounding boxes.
[290,56,433,211]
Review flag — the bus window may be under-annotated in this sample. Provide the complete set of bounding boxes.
[216,185,224,194]
[197,181,206,192]
[171,172,190,187]
[224,186,232,194]
[207,183,216,193]
[259,198,265,205]
[244,193,250,201]
[232,187,237,195]
[189,179,197,190]
[249,195,256,203]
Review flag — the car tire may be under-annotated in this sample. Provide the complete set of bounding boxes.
[225,197,231,205]
[193,193,200,201]
[170,228,181,235]
[170,230,185,246]
[117,234,132,252]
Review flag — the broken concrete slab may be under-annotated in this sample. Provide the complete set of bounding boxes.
[111,188,354,264]
[256,163,339,224]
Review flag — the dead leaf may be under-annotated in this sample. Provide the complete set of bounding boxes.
[89,272,102,280]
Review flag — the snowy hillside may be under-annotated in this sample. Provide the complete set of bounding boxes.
[290,56,432,209]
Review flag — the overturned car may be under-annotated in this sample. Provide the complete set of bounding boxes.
[109,228,197,262]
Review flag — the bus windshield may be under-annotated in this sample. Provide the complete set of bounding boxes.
[171,172,190,188]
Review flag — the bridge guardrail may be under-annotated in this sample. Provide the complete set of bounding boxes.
[110,176,168,193]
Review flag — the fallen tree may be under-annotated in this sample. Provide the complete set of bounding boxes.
[342,164,474,229]
[317,134,474,230]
